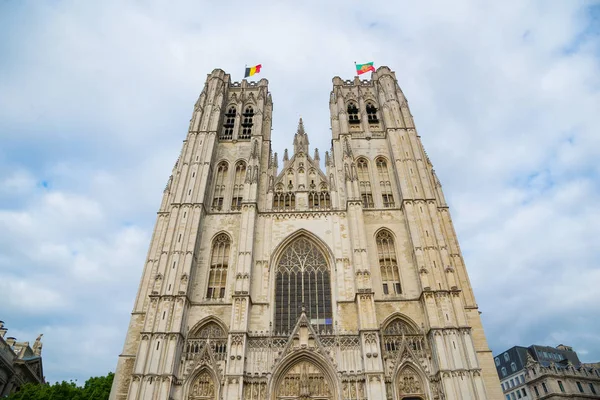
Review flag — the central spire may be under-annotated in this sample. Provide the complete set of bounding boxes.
[293,117,309,155]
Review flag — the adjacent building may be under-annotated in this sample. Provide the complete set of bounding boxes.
[0,321,44,396]
[110,66,504,399]
[495,344,600,399]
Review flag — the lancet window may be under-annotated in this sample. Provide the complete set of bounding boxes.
[272,192,295,211]
[274,237,332,334]
[308,191,331,210]
[356,158,374,208]
[347,102,360,125]
[231,161,246,210]
[206,234,230,300]
[240,106,254,139]
[366,101,379,124]
[212,162,228,211]
[220,106,236,140]
[376,157,395,207]
[377,230,401,295]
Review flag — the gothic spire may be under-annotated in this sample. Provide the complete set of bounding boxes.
[293,117,309,154]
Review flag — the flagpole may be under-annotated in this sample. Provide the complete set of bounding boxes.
[354,61,358,77]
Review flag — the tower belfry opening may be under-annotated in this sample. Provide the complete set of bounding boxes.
[109,67,503,400]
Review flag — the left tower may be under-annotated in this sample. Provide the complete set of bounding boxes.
[109,68,273,400]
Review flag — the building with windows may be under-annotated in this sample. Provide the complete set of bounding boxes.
[109,66,503,399]
[0,321,44,396]
[494,344,600,399]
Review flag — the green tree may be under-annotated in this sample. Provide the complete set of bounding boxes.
[5,372,114,400]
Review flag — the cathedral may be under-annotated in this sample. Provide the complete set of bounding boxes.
[109,66,503,400]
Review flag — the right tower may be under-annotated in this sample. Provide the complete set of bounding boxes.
[328,66,502,399]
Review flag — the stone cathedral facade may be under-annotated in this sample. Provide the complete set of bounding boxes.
[109,66,503,400]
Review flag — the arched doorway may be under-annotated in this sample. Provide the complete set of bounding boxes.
[188,369,217,400]
[275,360,333,399]
[395,365,427,400]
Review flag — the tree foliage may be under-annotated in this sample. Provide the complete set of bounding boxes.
[5,372,114,400]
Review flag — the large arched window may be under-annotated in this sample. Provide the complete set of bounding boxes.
[377,230,401,295]
[220,106,236,140]
[206,233,230,299]
[231,161,246,210]
[376,157,394,208]
[240,106,254,139]
[356,158,374,208]
[347,102,360,125]
[275,236,332,335]
[212,162,228,211]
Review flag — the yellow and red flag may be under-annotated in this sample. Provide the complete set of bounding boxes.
[356,62,375,75]
[244,64,262,78]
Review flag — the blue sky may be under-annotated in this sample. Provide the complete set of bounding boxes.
[1,0,599,384]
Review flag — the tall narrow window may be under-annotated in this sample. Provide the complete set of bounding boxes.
[212,162,228,211]
[231,161,246,210]
[240,106,253,139]
[220,106,236,140]
[376,157,394,207]
[377,230,401,295]
[275,236,332,334]
[558,381,565,393]
[273,192,295,211]
[356,158,374,208]
[347,102,360,125]
[206,233,230,299]
[366,101,379,124]
[308,191,330,210]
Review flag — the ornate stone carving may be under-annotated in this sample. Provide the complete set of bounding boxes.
[188,370,215,399]
[276,361,332,398]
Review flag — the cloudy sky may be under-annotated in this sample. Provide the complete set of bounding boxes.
[1,0,599,384]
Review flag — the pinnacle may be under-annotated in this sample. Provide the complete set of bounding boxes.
[296,117,306,135]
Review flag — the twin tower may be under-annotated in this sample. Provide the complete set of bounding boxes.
[109,67,503,400]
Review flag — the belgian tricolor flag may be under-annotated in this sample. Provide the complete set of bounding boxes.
[244,64,262,78]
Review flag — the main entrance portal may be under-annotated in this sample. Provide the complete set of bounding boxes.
[276,361,332,399]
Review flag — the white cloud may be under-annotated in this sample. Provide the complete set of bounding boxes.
[0,0,599,383]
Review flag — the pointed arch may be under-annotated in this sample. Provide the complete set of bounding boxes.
[188,316,228,338]
[268,350,340,400]
[393,362,430,400]
[211,161,229,211]
[347,101,360,125]
[240,104,254,139]
[187,317,228,362]
[271,231,334,335]
[380,313,421,334]
[376,229,402,295]
[184,365,220,400]
[231,160,246,210]
[205,232,231,300]
[220,105,236,140]
[376,156,395,207]
[356,157,374,208]
[366,100,379,124]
